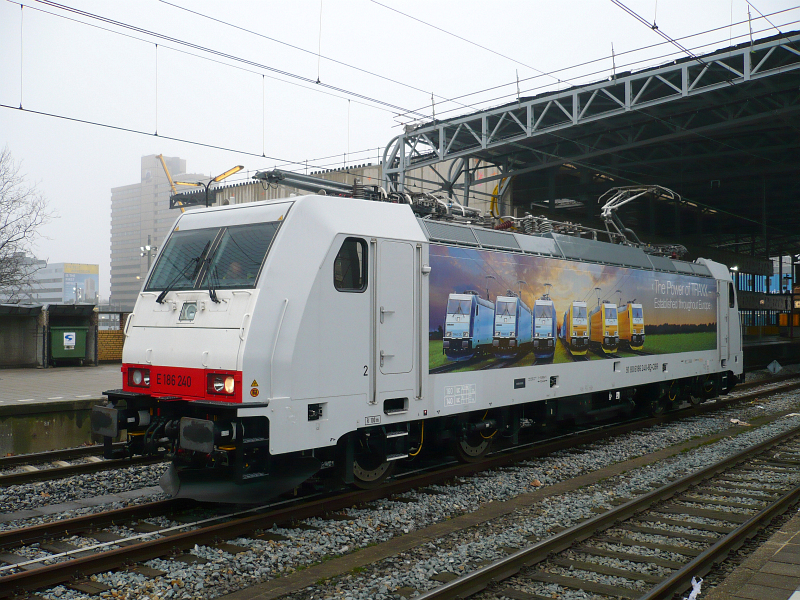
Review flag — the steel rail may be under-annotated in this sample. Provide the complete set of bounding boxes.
[411,424,800,600]
[641,483,800,599]
[0,499,189,549]
[0,443,125,468]
[1,377,799,596]
[0,455,165,488]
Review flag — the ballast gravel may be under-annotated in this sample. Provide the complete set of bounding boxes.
[16,385,800,600]
[0,462,169,517]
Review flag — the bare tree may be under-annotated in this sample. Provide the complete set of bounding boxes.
[0,146,51,301]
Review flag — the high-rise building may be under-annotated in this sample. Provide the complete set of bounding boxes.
[109,155,206,311]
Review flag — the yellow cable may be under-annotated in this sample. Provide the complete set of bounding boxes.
[408,421,424,456]
[480,410,497,439]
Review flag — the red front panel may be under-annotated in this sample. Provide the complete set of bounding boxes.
[122,364,243,403]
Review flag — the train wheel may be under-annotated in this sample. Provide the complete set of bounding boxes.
[700,374,717,399]
[646,398,667,417]
[453,433,492,462]
[352,446,395,489]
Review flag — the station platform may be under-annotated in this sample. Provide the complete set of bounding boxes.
[743,335,800,371]
[706,511,800,600]
[0,364,119,407]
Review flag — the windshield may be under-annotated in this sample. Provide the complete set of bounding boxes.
[632,307,643,319]
[146,228,218,291]
[201,222,279,289]
[573,305,587,319]
[605,306,617,320]
[147,221,279,291]
[535,304,551,319]
[447,299,472,315]
[496,300,515,316]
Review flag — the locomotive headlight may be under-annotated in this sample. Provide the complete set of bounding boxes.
[445,331,452,337]
[129,368,150,388]
[495,331,501,336]
[209,374,236,395]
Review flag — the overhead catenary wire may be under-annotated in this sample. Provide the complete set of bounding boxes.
[4,0,796,238]
[6,0,401,118]
[369,0,563,84]
[746,0,799,48]
[27,0,429,119]
[156,0,477,113]
[392,7,800,124]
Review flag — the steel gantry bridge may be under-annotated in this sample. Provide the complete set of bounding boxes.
[382,30,800,267]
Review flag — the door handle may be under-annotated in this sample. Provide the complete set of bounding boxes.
[380,350,394,366]
[380,306,395,323]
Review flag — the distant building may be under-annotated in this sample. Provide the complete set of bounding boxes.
[109,155,207,311]
[0,256,100,304]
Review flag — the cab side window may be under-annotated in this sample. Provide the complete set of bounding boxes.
[334,238,367,292]
[729,282,735,308]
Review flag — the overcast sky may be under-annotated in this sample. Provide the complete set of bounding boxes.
[1,0,797,298]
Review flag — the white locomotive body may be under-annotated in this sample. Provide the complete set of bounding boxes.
[92,191,743,501]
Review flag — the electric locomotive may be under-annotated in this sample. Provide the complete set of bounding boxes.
[532,285,557,360]
[589,302,619,354]
[618,301,645,350]
[443,292,494,360]
[492,293,533,358]
[91,178,742,503]
[559,301,589,356]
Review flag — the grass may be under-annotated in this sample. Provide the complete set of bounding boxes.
[642,332,717,354]
[428,331,717,374]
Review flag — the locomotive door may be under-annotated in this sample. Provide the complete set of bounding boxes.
[718,281,729,359]
[374,240,415,398]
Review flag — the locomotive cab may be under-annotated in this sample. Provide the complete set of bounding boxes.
[589,302,619,353]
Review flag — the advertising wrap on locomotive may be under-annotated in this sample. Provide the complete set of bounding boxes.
[430,244,717,371]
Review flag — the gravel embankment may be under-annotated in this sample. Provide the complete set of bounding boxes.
[22,383,800,600]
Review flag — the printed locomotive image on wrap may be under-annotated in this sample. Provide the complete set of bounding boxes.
[428,244,718,373]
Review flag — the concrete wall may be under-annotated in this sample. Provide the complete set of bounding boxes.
[0,399,101,454]
[0,316,42,367]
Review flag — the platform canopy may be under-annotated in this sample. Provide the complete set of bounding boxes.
[383,30,800,268]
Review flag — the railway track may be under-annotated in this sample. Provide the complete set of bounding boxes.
[0,449,164,487]
[0,444,123,468]
[412,424,800,600]
[2,375,800,597]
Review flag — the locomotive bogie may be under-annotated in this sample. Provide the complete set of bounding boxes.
[91,194,743,502]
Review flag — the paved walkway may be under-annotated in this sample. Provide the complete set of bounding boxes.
[706,511,800,600]
[0,364,120,406]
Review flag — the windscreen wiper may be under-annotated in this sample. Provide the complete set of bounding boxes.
[207,264,220,303]
[155,242,210,304]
